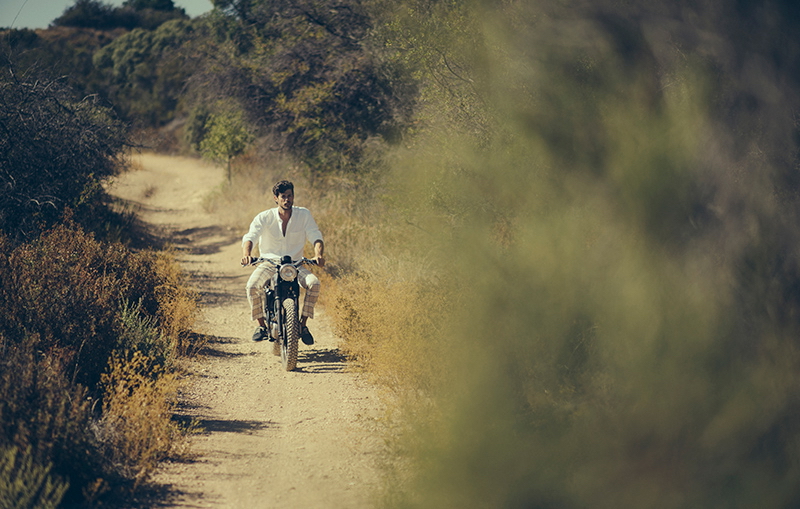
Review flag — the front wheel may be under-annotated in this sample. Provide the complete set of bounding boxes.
[280,298,300,371]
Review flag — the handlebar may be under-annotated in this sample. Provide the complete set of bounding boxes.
[242,257,317,268]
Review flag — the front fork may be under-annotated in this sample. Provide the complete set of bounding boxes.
[266,282,300,341]
[265,288,279,340]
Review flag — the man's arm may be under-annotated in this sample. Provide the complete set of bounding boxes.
[302,208,324,267]
[313,239,325,267]
[241,240,255,266]
[242,210,269,265]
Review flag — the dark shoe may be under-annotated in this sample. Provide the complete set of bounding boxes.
[252,326,269,342]
[301,326,314,345]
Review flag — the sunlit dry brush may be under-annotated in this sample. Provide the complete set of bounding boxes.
[329,272,448,389]
[147,249,201,356]
[0,222,201,504]
[96,352,189,487]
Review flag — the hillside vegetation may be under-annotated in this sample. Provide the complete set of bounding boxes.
[4,0,800,507]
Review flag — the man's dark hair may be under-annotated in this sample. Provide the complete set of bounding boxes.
[272,180,294,196]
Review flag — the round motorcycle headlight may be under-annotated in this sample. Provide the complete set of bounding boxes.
[279,264,298,282]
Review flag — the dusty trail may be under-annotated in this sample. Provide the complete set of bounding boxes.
[109,153,384,508]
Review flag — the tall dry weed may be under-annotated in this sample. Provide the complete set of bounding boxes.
[150,250,200,356]
[96,352,188,486]
[330,273,450,391]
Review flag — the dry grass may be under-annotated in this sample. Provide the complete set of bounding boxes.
[327,270,449,390]
[150,249,201,356]
[200,144,301,230]
[97,352,190,487]
[200,142,392,276]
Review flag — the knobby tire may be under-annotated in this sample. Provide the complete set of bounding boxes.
[281,299,300,371]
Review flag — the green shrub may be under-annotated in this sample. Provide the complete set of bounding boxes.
[199,108,254,182]
[0,446,69,509]
[118,300,173,369]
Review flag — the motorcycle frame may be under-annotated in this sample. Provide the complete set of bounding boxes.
[265,269,301,344]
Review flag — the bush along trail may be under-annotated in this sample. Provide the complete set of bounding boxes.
[110,152,384,508]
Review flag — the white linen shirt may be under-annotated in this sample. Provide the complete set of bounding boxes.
[242,206,323,261]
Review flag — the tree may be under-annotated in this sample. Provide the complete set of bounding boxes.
[199,110,253,182]
[53,0,187,30]
[93,18,198,124]
[52,0,118,29]
[189,0,416,174]
[123,0,179,10]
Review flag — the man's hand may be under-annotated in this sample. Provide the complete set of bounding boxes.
[241,256,255,267]
[313,255,325,268]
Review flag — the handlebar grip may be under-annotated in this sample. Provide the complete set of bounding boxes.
[242,256,260,267]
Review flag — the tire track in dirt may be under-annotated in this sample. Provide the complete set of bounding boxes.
[109,153,384,508]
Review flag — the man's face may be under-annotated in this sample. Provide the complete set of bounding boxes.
[274,189,294,211]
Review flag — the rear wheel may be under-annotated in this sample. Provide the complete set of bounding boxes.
[280,299,299,371]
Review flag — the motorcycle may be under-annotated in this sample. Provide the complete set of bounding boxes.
[245,256,317,371]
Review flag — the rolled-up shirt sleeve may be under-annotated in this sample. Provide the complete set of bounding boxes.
[304,212,323,245]
[242,211,267,247]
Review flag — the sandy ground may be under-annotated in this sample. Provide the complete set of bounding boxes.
[108,153,384,508]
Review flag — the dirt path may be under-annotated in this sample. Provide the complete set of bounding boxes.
[108,153,384,508]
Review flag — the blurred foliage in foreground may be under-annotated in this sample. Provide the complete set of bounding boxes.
[330,0,800,507]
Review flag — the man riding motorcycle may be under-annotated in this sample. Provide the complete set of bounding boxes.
[241,180,325,345]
